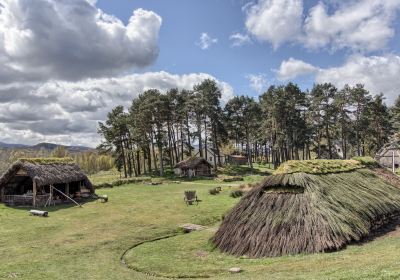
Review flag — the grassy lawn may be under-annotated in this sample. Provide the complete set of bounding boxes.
[1,169,400,279]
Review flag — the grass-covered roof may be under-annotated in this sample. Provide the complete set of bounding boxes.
[174,157,212,170]
[18,157,75,164]
[275,159,363,174]
[0,158,93,191]
[213,159,400,258]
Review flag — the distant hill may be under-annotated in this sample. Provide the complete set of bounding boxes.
[0,142,93,152]
[0,142,30,149]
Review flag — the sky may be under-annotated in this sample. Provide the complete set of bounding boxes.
[0,0,400,147]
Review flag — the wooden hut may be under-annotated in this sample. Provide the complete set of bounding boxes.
[174,157,212,178]
[227,155,247,165]
[0,158,94,207]
[213,159,400,258]
[375,141,400,169]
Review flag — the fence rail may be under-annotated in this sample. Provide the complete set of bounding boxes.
[3,194,50,207]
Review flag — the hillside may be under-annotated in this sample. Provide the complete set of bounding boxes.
[0,142,93,152]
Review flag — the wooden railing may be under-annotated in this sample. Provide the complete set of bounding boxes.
[3,194,50,207]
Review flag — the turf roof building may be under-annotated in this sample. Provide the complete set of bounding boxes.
[213,159,400,258]
[174,157,212,178]
[0,158,93,207]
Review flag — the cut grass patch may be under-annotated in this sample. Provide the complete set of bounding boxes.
[124,228,400,280]
[1,165,400,280]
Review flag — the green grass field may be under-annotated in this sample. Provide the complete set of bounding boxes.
[1,168,400,279]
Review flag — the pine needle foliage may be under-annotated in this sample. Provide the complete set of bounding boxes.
[213,160,400,258]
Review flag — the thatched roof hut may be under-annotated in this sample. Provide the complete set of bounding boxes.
[174,157,212,177]
[0,158,93,207]
[375,141,400,169]
[213,159,400,258]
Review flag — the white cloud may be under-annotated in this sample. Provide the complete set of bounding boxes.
[0,0,162,82]
[229,33,252,47]
[0,72,233,147]
[303,1,400,52]
[275,55,400,105]
[316,54,400,104]
[246,74,268,93]
[0,1,234,147]
[197,33,218,50]
[244,0,400,52]
[244,0,303,49]
[276,58,318,80]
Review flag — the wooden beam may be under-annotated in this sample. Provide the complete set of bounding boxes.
[50,185,53,206]
[32,180,37,207]
[52,186,82,207]
[0,187,4,202]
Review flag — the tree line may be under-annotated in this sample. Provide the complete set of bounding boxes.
[0,146,114,175]
[98,79,399,177]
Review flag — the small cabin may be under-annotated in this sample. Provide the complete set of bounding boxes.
[0,158,94,207]
[375,142,400,169]
[174,157,212,178]
[227,155,248,165]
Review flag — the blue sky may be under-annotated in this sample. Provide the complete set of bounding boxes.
[1,0,400,146]
[96,0,400,98]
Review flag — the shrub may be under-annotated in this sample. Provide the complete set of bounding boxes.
[352,156,379,167]
[230,190,243,198]
[216,175,244,182]
[93,177,151,189]
[94,182,113,189]
[209,188,220,195]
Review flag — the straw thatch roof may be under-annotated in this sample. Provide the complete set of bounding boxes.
[174,157,212,170]
[212,159,400,258]
[0,158,93,192]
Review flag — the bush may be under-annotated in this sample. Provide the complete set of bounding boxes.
[94,182,113,189]
[93,177,151,189]
[216,175,244,182]
[352,156,379,167]
[230,190,244,198]
[209,188,220,195]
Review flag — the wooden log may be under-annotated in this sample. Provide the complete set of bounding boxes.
[52,186,82,207]
[29,210,48,217]
[98,195,108,203]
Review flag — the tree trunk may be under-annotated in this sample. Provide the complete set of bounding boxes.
[186,114,192,156]
[204,119,208,161]
[120,138,127,178]
[197,116,203,157]
[326,123,332,159]
[150,130,158,173]
[180,122,184,161]
[246,127,253,170]
[136,150,141,176]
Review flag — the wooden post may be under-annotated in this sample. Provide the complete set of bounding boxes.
[393,151,396,174]
[65,183,70,197]
[50,185,53,206]
[0,187,4,202]
[32,181,37,207]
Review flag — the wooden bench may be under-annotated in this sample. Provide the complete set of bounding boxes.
[184,190,199,206]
